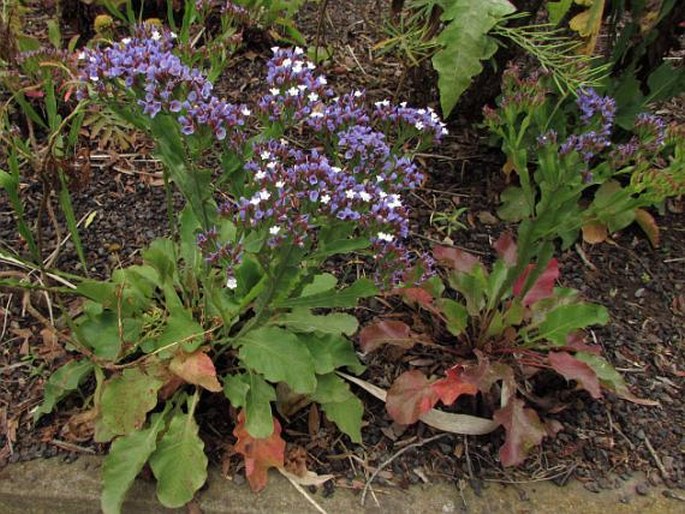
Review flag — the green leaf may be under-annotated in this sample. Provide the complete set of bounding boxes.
[498,186,532,222]
[271,309,359,336]
[237,327,317,394]
[300,333,366,375]
[275,278,377,309]
[34,360,94,420]
[245,374,277,438]
[312,374,363,443]
[223,372,277,438]
[432,0,516,116]
[645,62,685,105]
[100,369,163,436]
[148,311,205,354]
[300,273,338,296]
[78,311,123,360]
[101,409,168,514]
[535,303,609,346]
[149,411,207,508]
[142,239,177,285]
[46,18,62,49]
[436,298,468,336]
[574,352,659,406]
[547,0,573,25]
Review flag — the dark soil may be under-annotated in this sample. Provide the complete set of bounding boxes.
[1,0,684,503]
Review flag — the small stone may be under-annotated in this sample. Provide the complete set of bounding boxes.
[584,481,601,493]
[636,483,649,496]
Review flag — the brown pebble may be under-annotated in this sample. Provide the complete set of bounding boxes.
[636,483,649,496]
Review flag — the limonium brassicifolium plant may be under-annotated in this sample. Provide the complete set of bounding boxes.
[37,23,448,512]
[485,66,683,249]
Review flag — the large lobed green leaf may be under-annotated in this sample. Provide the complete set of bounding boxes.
[100,368,164,436]
[432,0,516,116]
[149,411,208,508]
[237,327,317,394]
[101,410,168,514]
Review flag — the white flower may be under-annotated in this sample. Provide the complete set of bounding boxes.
[359,191,371,202]
[269,226,281,235]
[226,276,238,289]
[266,161,277,169]
[307,62,316,70]
[90,75,99,82]
[387,194,402,209]
[308,92,319,102]
[441,127,449,135]
[376,175,384,183]
[379,191,387,198]
[255,171,267,180]
[318,76,328,85]
[321,194,331,204]
[282,58,292,68]
[270,88,280,96]
[417,108,426,115]
[377,232,394,242]
[250,196,261,206]
[292,61,303,73]
[169,32,177,39]
[353,90,363,98]
[260,150,271,160]
[77,51,86,60]
[121,37,131,45]
[400,101,407,108]
[259,189,271,201]
[415,121,425,130]
[287,87,299,97]
[275,180,285,188]
[294,47,304,55]
[241,107,251,116]
[375,99,390,108]
[271,46,280,54]
[310,111,324,118]
[345,190,356,199]
[330,166,341,174]
[151,31,161,41]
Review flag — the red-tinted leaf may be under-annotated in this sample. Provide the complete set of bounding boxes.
[169,351,222,392]
[548,351,602,399]
[434,245,481,273]
[358,320,415,353]
[431,366,478,406]
[512,259,559,307]
[562,333,602,355]
[493,232,517,267]
[233,411,286,492]
[635,208,660,248]
[493,398,546,467]
[398,287,434,307]
[462,350,516,394]
[386,370,439,425]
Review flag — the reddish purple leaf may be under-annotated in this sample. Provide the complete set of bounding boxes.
[462,350,516,394]
[493,232,517,267]
[434,245,481,273]
[233,411,285,492]
[386,370,439,425]
[358,320,415,353]
[548,351,602,399]
[399,287,434,307]
[512,259,559,307]
[431,366,478,406]
[493,398,546,467]
[169,351,222,392]
[562,333,602,355]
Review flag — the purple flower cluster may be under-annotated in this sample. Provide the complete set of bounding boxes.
[257,47,334,123]
[77,24,248,145]
[560,89,616,162]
